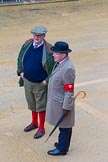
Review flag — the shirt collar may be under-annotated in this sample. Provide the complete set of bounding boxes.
[59,56,68,64]
[33,40,44,48]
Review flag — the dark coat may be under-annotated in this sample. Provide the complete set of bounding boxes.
[17,39,54,86]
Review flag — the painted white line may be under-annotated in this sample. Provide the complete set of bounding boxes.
[76,102,108,125]
[75,78,108,88]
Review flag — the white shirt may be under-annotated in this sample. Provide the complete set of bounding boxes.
[33,40,44,48]
[59,56,68,64]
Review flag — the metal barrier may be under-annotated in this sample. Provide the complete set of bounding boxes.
[0,0,21,3]
[0,0,73,5]
[0,0,53,4]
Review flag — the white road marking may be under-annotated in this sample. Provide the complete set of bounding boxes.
[76,102,108,125]
[75,78,108,87]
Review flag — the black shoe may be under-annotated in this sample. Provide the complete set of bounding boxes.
[47,148,67,156]
[24,123,38,132]
[54,142,69,152]
[54,142,58,147]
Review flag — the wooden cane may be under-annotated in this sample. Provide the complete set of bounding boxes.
[75,90,86,100]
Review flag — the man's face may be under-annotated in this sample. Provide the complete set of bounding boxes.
[33,34,45,45]
[53,52,67,62]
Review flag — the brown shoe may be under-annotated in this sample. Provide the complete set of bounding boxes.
[34,129,45,139]
[24,123,38,132]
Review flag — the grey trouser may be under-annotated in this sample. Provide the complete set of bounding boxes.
[24,78,47,112]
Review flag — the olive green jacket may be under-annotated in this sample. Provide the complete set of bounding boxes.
[17,39,54,86]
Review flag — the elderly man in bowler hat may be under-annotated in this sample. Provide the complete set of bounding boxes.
[17,26,54,139]
[46,41,76,155]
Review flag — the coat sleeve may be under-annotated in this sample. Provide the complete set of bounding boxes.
[17,43,26,76]
[63,68,75,110]
[17,39,32,76]
[45,53,55,84]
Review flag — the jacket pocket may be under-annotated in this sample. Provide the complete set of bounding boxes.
[52,96,64,103]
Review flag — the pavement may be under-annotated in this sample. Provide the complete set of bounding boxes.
[0,51,108,162]
[0,0,108,161]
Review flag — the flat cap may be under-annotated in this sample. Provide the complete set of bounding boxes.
[31,26,48,35]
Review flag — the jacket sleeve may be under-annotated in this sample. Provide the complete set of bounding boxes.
[17,39,33,76]
[45,53,55,84]
[63,68,75,110]
[17,43,27,76]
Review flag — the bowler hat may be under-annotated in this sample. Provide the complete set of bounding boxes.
[31,26,48,35]
[51,41,72,53]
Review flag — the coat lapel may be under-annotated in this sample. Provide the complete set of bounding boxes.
[50,57,69,77]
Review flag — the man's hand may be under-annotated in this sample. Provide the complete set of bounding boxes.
[20,72,24,78]
[63,109,70,116]
[41,80,47,85]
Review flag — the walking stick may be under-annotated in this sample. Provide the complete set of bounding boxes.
[45,90,86,142]
[75,90,86,100]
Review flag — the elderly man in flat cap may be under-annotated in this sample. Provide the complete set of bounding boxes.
[46,41,76,155]
[17,26,54,139]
